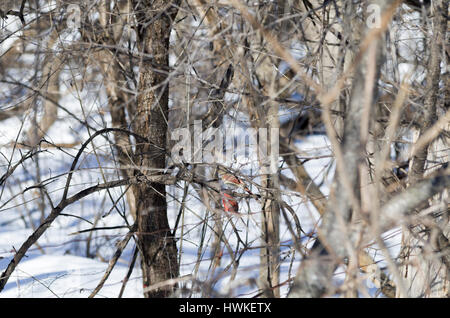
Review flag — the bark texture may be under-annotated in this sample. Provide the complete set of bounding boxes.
[400,0,449,297]
[288,0,388,297]
[132,0,180,298]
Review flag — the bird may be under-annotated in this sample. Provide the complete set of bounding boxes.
[221,191,239,214]
[217,167,253,195]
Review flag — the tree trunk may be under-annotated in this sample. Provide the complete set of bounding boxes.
[132,0,180,298]
[259,100,281,298]
[400,0,449,297]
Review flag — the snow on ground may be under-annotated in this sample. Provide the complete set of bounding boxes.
[0,197,142,298]
[0,254,143,298]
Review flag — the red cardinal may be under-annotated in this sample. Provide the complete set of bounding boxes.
[218,168,253,195]
[221,192,239,214]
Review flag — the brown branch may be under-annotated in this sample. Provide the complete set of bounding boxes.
[118,245,139,298]
[282,140,397,297]
[287,172,449,298]
[0,149,41,187]
[89,223,137,298]
[288,0,401,298]
[378,174,450,232]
